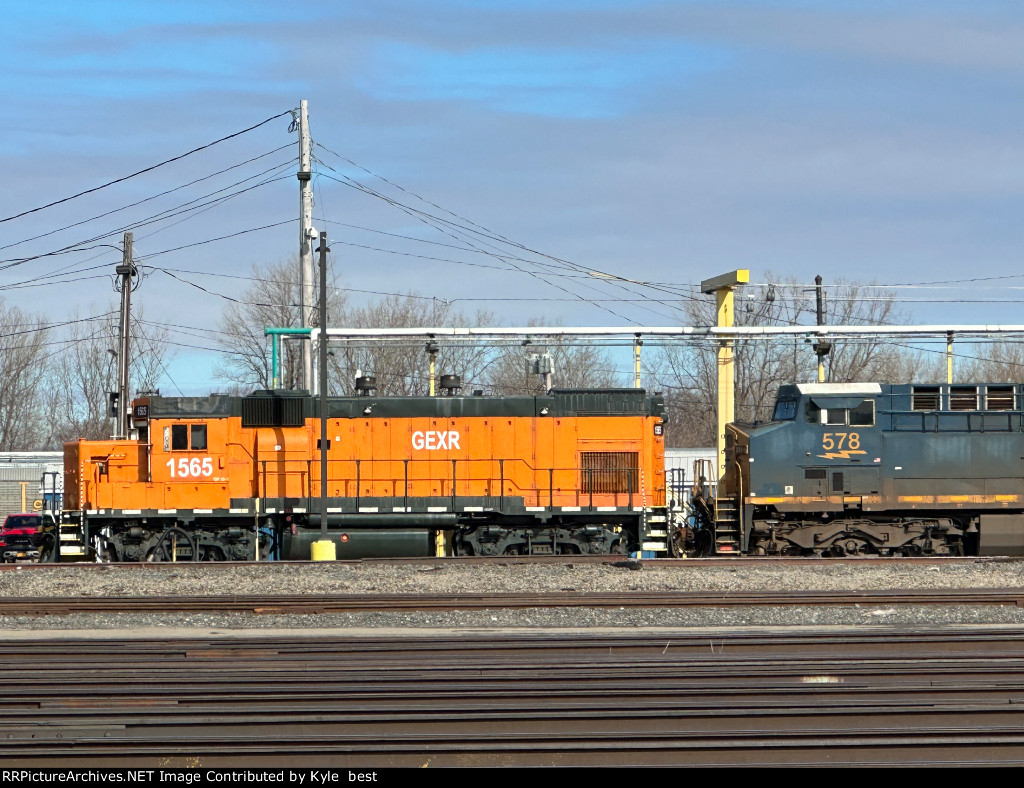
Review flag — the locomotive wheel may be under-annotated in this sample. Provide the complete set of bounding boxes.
[671,525,713,557]
[669,526,687,558]
[146,528,197,562]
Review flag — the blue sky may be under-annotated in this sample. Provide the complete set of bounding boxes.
[2,1,1024,392]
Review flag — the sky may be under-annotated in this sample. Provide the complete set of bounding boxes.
[2,0,1024,394]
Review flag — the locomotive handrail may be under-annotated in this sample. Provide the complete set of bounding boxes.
[250,455,653,509]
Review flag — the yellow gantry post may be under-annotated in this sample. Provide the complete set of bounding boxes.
[947,331,954,384]
[700,269,750,483]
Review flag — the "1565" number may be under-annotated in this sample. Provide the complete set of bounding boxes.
[166,457,213,478]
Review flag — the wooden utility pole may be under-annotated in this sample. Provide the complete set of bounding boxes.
[114,232,136,438]
[297,99,315,391]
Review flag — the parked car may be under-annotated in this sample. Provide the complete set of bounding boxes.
[0,513,56,562]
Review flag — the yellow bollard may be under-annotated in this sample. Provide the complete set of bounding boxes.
[310,540,337,561]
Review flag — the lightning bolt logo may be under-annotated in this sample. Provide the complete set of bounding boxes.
[817,449,868,460]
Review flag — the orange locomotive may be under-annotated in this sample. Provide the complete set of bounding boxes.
[63,387,672,561]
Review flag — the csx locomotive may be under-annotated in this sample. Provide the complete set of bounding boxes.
[696,381,1024,557]
[62,386,672,561]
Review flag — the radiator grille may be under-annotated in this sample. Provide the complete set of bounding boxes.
[242,397,304,428]
[581,452,639,494]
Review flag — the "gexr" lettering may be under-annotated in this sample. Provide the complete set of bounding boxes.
[411,431,461,450]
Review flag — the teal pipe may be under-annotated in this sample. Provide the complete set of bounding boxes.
[263,327,312,389]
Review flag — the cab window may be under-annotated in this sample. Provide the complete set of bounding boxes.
[773,399,797,421]
[849,400,875,427]
[169,424,207,451]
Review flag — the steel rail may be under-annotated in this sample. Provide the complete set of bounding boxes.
[5,628,1024,767]
[5,554,1011,570]
[0,588,1023,615]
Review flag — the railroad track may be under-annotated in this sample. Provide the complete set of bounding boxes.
[3,554,1019,570]
[1,588,1023,616]
[5,627,1024,767]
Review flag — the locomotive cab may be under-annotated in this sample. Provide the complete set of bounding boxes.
[720,381,1024,557]
[721,383,886,556]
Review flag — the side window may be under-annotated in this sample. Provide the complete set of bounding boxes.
[170,424,208,451]
[805,403,820,424]
[849,400,875,427]
[823,408,848,426]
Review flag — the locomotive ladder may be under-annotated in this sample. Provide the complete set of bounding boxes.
[641,510,670,555]
[713,496,742,554]
[57,519,87,562]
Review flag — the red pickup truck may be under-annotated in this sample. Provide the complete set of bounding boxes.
[0,514,56,562]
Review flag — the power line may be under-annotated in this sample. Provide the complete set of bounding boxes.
[0,144,294,255]
[0,111,292,225]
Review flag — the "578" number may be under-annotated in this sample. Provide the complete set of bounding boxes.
[822,432,861,451]
[166,457,213,478]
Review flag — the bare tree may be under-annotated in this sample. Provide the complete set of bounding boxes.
[485,324,622,395]
[0,300,51,450]
[213,257,626,398]
[953,340,1024,383]
[43,308,177,447]
[213,257,346,391]
[328,295,495,396]
[44,313,116,446]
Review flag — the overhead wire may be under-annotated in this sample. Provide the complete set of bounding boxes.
[0,111,292,226]
[0,144,294,255]
[314,145,708,319]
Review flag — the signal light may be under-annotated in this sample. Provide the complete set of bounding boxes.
[340,533,349,543]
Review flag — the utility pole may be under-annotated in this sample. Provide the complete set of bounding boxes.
[296,100,315,391]
[114,232,136,438]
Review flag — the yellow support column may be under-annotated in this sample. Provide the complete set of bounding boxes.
[700,270,749,483]
[946,331,954,384]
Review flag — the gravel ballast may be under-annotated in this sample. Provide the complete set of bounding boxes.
[1,558,1024,631]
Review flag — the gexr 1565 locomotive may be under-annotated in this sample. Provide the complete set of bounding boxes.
[62,387,672,561]
[695,382,1024,557]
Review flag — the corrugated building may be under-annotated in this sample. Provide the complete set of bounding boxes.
[0,453,63,519]
[664,447,717,502]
